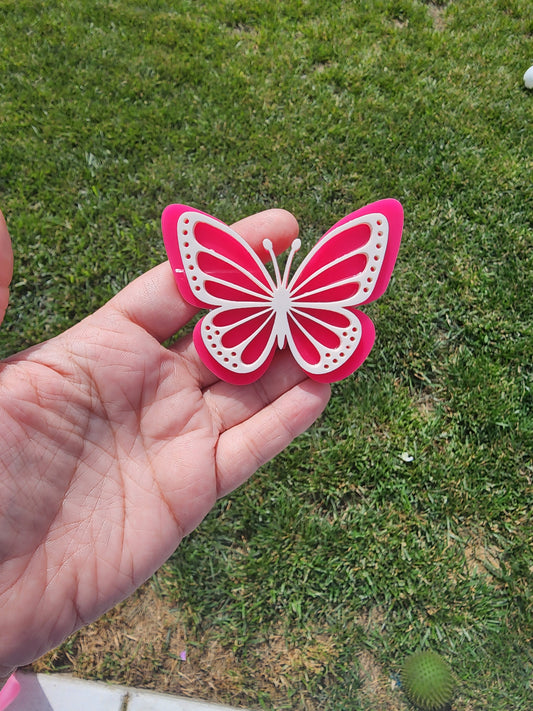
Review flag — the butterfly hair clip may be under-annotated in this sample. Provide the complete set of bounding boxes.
[162,199,403,385]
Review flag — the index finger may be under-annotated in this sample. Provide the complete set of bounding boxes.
[109,208,299,342]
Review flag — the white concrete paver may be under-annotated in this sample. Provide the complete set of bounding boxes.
[10,674,246,711]
[128,687,243,711]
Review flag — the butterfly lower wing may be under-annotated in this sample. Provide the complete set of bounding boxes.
[285,306,375,382]
[194,305,278,384]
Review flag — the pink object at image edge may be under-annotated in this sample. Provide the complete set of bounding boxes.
[0,675,20,711]
[162,199,403,385]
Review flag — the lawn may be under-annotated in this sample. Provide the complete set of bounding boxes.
[1,0,532,709]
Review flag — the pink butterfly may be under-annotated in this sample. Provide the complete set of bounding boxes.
[162,199,403,385]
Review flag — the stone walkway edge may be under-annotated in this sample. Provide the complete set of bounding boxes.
[10,673,248,711]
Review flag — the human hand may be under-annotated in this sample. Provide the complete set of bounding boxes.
[0,211,13,326]
[0,208,331,678]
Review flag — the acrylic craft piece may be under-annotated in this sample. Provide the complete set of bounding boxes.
[162,199,403,385]
[0,674,20,711]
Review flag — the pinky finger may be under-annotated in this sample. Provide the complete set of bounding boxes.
[214,378,330,498]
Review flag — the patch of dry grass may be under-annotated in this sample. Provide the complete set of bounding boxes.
[32,585,410,709]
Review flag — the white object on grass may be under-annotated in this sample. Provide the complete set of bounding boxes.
[524,65,533,89]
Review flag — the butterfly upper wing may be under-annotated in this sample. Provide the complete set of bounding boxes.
[285,199,403,382]
[162,204,276,308]
[161,204,279,383]
[289,199,403,308]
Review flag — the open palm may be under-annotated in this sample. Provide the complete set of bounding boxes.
[0,209,330,678]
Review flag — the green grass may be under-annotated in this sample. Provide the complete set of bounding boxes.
[1,0,532,709]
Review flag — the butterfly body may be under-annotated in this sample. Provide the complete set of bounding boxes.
[162,200,403,384]
[269,288,291,347]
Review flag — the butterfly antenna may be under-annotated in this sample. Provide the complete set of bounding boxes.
[282,239,301,287]
[262,238,282,287]
[263,238,301,288]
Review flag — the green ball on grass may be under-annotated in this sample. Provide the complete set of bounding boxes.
[401,650,454,711]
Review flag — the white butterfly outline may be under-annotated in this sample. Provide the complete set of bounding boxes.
[162,201,402,384]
